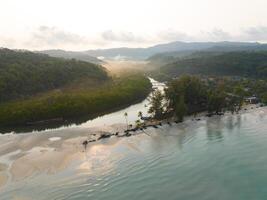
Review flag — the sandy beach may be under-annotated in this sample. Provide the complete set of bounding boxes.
[0,104,265,189]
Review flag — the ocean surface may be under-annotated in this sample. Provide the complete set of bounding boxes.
[1,108,267,200]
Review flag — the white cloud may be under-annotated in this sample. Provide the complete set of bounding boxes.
[101,30,146,43]
[23,27,155,49]
[155,27,267,43]
[156,28,233,43]
[243,26,267,41]
[1,26,267,50]
[1,0,267,49]
[25,26,89,48]
[157,29,192,42]
[199,29,233,41]
[0,36,16,49]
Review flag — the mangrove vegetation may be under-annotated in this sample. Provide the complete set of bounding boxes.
[0,48,108,102]
[0,49,152,128]
[150,51,267,81]
[148,75,267,122]
[0,74,151,127]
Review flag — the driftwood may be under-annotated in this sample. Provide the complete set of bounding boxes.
[98,133,112,140]
[82,119,179,147]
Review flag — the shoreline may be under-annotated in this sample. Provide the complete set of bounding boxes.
[0,92,151,134]
[80,103,265,143]
[0,103,265,189]
[0,75,152,131]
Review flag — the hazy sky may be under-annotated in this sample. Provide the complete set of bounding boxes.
[1,0,267,50]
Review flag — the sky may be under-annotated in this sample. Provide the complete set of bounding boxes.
[1,0,267,50]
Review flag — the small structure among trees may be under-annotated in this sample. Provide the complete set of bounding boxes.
[147,75,260,122]
[245,96,259,104]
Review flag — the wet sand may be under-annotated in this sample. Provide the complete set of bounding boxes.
[0,124,127,188]
[0,172,8,188]
[0,104,265,189]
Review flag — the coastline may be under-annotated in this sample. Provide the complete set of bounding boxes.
[0,92,151,134]
[0,75,152,130]
[0,103,265,189]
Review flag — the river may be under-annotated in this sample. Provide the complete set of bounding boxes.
[1,79,267,200]
[0,78,165,135]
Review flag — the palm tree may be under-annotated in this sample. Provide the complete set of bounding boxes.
[148,90,164,119]
[124,112,128,130]
[135,119,141,128]
[138,111,143,119]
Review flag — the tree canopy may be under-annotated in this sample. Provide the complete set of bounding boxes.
[0,75,152,127]
[155,51,267,80]
[150,75,257,122]
[0,48,108,102]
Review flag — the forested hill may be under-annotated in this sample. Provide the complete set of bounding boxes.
[38,49,103,64]
[0,48,109,102]
[156,51,267,79]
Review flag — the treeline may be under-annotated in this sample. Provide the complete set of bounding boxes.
[0,48,108,102]
[152,51,267,80]
[148,75,267,121]
[38,49,103,64]
[0,75,152,127]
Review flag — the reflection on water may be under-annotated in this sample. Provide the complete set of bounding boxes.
[206,117,224,141]
[1,109,267,199]
[0,78,165,134]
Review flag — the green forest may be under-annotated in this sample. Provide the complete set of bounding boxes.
[0,48,108,102]
[0,75,151,127]
[148,75,267,122]
[0,49,152,127]
[152,51,267,80]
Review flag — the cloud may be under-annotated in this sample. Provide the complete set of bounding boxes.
[198,27,267,42]
[157,28,233,42]
[2,26,267,50]
[0,36,16,48]
[26,26,89,48]
[243,26,267,41]
[20,26,111,50]
[24,27,152,49]
[101,30,146,43]
[200,28,233,41]
[157,29,192,41]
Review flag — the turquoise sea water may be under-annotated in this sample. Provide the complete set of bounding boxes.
[2,109,267,200]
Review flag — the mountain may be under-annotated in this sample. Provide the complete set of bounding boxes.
[154,51,267,80]
[148,41,259,52]
[38,42,267,61]
[85,41,267,60]
[86,47,149,60]
[0,48,108,102]
[38,49,103,64]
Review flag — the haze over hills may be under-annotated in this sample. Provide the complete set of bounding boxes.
[85,41,267,60]
[37,41,267,61]
[151,51,267,80]
[0,48,153,127]
[0,48,108,102]
[38,49,103,64]
[3,0,267,198]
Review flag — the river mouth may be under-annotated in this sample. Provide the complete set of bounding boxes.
[0,97,149,134]
[1,77,267,200]
[0,78,164,135]
[1,107,267,200]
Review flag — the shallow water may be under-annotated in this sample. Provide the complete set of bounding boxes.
[0,78,165,134]
[1,108,267,200]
